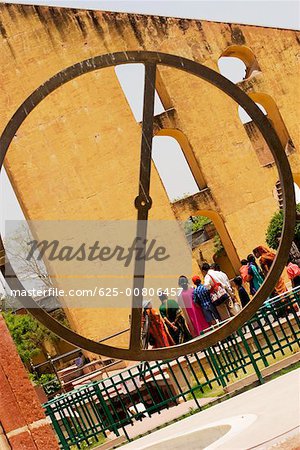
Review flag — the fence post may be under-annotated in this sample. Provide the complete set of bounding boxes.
[45,404,70,450]
[93,383,120,438]
[237,328,264,384]
[206,347,227,388]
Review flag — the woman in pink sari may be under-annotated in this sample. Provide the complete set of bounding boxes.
[178,275,209,336]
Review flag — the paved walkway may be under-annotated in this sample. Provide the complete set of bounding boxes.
[123,398,214,440]
[121,368,300,449]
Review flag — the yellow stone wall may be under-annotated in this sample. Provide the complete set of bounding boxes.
[0,5,299,350]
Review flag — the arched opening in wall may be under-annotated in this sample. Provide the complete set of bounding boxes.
[293,174,300,190]
[218,45,261,83]
[218,56,247,84]
[115,66,205,202]
[114,64,166,122]
[153,128,207,200]
[182,211,237,278]
[238,103,267,125]
[152,135,200,202]
[115,65,207,201]
[238,92,295,167]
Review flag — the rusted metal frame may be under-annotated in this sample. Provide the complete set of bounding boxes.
[0,51,295,361]
[130,63,156,354]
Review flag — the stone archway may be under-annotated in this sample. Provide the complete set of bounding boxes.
[172,197,241,274]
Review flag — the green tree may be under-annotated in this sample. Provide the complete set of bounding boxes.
[266,204,300,250]
[5,222,53,289]
[213,234,225,257]
[3,312,58,365]
[29,373,61,395]
[184,215,212,235]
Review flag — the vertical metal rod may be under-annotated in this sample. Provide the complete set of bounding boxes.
[45,405,70,450]
[130,63,157,352]
[238,328,264,384]
[247,321,269,367]
[206,347,227,388]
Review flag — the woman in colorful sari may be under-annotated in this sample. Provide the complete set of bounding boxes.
[253,246,287,295]
[142,300,174,349]
[159,291,192,344]
[253,246,291,317]
[247,254,264,295]
[178,275,209,336]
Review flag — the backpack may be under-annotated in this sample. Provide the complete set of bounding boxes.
[208,275,229,305]
[193,285,205,307]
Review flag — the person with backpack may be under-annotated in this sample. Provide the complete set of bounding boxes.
[201,263,232,321]
[192,275,220,326]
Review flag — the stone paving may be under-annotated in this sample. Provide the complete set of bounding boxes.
[123,397,214,440]
[121,368,300,449]
[269,434,300,450]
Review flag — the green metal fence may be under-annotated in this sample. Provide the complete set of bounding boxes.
[44,287,300,449]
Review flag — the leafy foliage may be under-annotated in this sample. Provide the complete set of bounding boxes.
[184,215,212,235]
[3,312,58,364]
[30,373,61,395]
[69,434,105,450]
[5,222,52,289]
[266,204,300,250]
[30,372,55,385]
[183,216,225,258]
[213,234,224,257]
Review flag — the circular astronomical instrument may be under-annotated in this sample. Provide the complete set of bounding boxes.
[0,51,295,361]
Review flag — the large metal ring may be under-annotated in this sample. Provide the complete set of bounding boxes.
[0,51,295,361]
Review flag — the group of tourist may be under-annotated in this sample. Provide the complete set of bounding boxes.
[240,245,300,295]
[239,246,287,296]
[142,263,241,349]
[142,243,300,349]
[238,245,300,316]
[141,292,192,349]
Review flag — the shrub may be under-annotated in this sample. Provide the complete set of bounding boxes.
[266,204,300,250]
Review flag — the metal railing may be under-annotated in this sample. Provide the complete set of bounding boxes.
[32,328,130,396]
[44,287,300,449]
[32,327,130,372]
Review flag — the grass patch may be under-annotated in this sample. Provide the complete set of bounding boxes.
[69,433,105,450]
[267,359,300,381]
[187,382,225,400]
[187,345,300,400]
